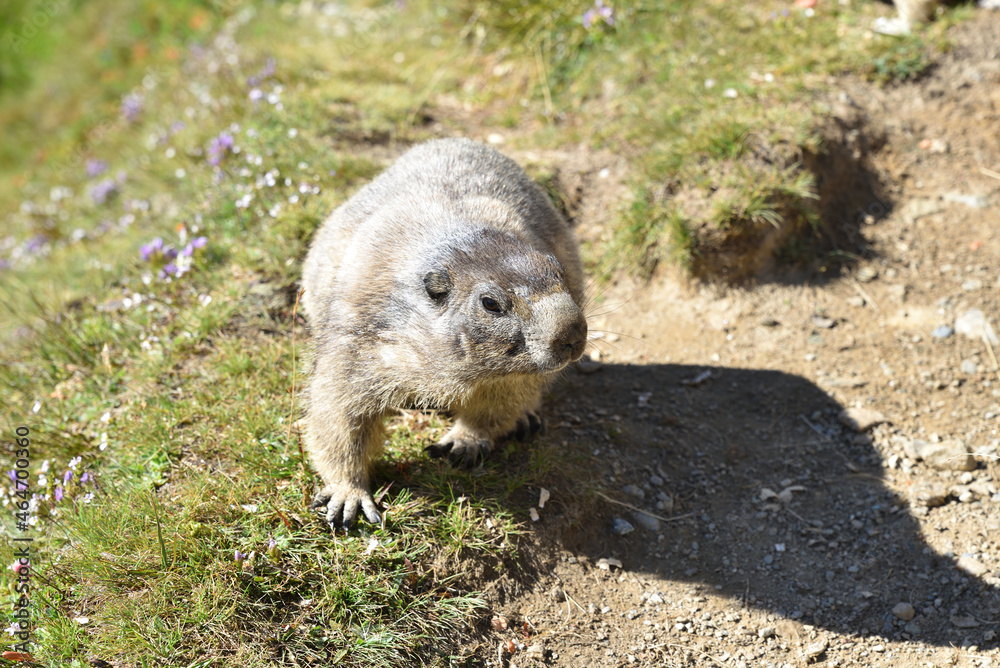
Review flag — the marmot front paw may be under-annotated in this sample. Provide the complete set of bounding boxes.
[507,411,543,442]
[312,482,381,529]
[426,432,493,468]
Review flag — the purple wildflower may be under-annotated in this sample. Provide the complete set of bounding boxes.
[140,237,164,261]
[80,472,90,484]
[7,470,16,483]
[86,159,109,177]
[25,235,47,254]
[90,178,119,205]
[583,0,614,28]
[63,470,73,484]
[208,131,235,166]
[54,486,64,502]
[234,550,246,562]
[121,93,143,122]
[181,236,208,257]
[160,262,178,279]
[266,536,281,561]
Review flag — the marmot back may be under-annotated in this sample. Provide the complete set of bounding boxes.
[302,138,587,529]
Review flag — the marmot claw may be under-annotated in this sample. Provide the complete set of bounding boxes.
[426,436,493,469]
[312,484,381,529]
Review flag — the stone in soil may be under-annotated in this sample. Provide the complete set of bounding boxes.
[630,510,660,532]
[838,407,886,431]
[902,438,977,471]
[611,517,635,535]
[955,308,999,345]
[956,554,988,577]
[892,602,916,621]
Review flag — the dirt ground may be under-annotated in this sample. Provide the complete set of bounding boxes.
[458,11,1000,668]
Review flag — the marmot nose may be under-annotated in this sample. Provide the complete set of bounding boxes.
[554,314,588,363]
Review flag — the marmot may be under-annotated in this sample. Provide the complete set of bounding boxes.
[301,138,588,528]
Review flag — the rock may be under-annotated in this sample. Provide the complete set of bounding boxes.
[931,325,954,339]
[838,407,886,432]
[550,586,565,602]
[802,640,828,662]
[902,438,977,471]
[631,511,661,533]
[856,266,878,283]
[904,622,921,635]
[892,602,916,621]
[909,482,952,508]
[758,627,776,639]
[526,643,545,660]
[656,493,674,514]
[956,555,988,577]
[611,518,635,536]
[811,315,836,329]
[960,359,979,375]
[622,484,645,499]
[905,198,943,223]
[955,309,999,346]
[596,557,623,571]
[950,614,980,628]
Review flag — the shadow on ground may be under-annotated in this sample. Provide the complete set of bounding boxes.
[538,363,997,646]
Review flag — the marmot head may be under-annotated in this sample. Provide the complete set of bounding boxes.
[422,227,588,377]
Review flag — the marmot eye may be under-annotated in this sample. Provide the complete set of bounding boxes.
[481,296,502,313]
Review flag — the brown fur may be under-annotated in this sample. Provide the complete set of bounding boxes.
[301,138,587,528]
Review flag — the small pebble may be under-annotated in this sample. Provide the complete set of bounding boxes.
[612,518,635,535]
[931,325,954,339]
[955,309,999,345]
[957,555,988,577]
[631,511,661,533]
[838,407,886,432]
[597,558,622,571]
[892,602,916,621]
[802,640,828,662]
[856,266,878,283]
[960,359,978,375]
[526,643,545,659]
[758,627,776,638]
[622,484,645,499]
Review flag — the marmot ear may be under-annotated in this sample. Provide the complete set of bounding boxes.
[423,268,451,302]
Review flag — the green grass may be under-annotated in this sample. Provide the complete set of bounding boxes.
[0,0,974,664]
